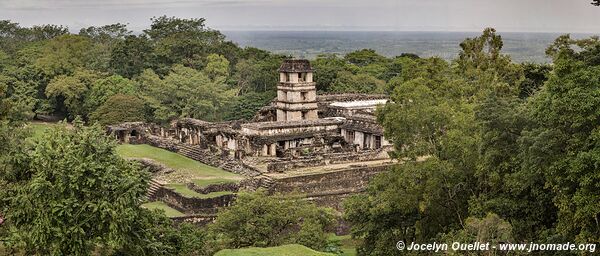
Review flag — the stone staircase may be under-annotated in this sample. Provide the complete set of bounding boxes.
[177,144,261,177]
[259,175,275,191]
[146,179,163,201]
[178,145,210,162]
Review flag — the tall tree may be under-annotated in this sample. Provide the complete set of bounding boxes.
[90,94,147,125]
[110,35,153,78]
[2,123,147,254]
[45,69,102,119]
[521,35,600,242]
[34,35,93,77]
[455,28,523,97]
[143,16,226,73]
[139,65,235,123]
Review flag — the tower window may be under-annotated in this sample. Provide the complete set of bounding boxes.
[301,111,308,120]
[298,72,307,82]
[301,92,308,101]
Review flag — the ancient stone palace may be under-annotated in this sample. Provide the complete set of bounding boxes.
[109,59,395,230]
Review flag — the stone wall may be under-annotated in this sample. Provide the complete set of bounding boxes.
[267,148,391,172]
[153,186,235,215]
[132,158,175,174]
[189,182,239,194]
[271,165,390,196]
[170,214,216,226]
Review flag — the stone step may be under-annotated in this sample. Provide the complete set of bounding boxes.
[146,178,163,200]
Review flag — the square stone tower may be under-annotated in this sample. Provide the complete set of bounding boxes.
[276,59,319,122]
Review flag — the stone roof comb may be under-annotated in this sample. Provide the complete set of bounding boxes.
[278,59,314,72]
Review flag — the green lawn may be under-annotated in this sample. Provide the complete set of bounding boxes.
[165,184,234,199]
[141,201,185,217]
[214,244,335,256]
[26,122,62,140]
[328,234,357,256]
[115,144,241,182]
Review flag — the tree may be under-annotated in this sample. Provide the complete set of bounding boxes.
[233,54,282,94]
[34,35,93,77]
[2,123,147,254]
[344,49,387,67]
[329,71,385,94]
[224,91,275,121]
[519,62,551,98]
[110,35,153,78]
[1,122,213,255]
[0,21,67,54]
[521,35,600,242]
[91,94,147,125]
[345,159,473,256]
[455,28,523,97]
[470,92,556,241]
[79,23,130,42]
[84,75,137,115]
[45,69,102,119]
[312,54,348,92]
[0,73,37,121]
[143,16,226,73]
[204,54,229,80]
[139,65,235,123]
[79,24,131,73]
[209,191,336,251]
[442,213,514,250]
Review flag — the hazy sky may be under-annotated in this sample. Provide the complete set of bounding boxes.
[0,0,599,33]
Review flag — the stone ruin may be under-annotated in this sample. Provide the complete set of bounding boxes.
[108,59,396,233]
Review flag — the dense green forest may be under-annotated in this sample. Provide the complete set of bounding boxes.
[344,30,600,255]
[0,17,421,125]
[1,16,599,255]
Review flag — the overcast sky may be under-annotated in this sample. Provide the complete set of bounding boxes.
[0,0,599,33]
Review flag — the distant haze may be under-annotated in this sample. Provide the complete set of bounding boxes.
[0,0,599,33]
[224,31,599,63]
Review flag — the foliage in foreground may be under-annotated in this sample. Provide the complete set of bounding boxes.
[0,122,210,255]
[344,29,600,255]
[214,244,335,256]
[209,191,337,252]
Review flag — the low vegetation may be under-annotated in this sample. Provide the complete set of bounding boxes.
[214,244,335,256]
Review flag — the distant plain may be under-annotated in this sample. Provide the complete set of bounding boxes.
[224,31,598,63]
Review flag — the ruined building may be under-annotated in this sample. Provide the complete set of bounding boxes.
[109,59,395,231]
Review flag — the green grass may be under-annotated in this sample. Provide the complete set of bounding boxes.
[328,234,357,256]
[115,144,241,182]
[214,244,335,256]
[193,178,237,188]
[165,184,234,199]
[26,122,61,140]
[141,201,185,217]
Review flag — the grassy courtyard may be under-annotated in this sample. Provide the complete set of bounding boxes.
[328,234,358,256]
[141,201,185,217]
[26,122,64,140]
[115,144,242,184]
